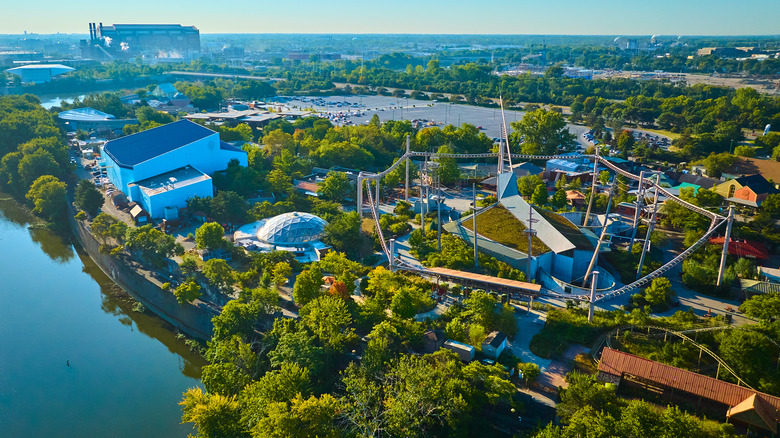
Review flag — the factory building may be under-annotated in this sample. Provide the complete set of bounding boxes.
[82,23,200,61]
[102,120,247,218]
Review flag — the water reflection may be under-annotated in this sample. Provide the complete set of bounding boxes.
[75,247,206,379]
[28,227,75,264]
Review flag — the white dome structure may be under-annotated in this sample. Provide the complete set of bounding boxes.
[256,212,327,246]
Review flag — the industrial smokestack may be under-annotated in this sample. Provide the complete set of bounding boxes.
[88,23,93,40]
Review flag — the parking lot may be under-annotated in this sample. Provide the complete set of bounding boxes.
[271,95,591,149]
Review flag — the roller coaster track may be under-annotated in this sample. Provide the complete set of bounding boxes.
[590,324,753,388]
[361,151,727,303]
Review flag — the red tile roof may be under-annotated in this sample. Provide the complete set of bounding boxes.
[709,237,769,259]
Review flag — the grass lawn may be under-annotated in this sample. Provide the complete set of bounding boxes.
[642,128,682,140]
[462,206,550,255]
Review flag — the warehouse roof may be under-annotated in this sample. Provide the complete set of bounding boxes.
[58,107,116,121]
[103,120,215,168]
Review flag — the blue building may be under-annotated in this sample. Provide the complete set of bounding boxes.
[102,120,248,218]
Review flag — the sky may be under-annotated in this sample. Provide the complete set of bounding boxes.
[5,0,779,35]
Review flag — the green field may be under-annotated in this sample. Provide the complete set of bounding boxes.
[462,206,550,255]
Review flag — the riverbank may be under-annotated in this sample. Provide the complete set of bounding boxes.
[68,210,217,341]
[0,196,204,438]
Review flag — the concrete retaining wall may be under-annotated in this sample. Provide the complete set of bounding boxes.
[69,214,215,340]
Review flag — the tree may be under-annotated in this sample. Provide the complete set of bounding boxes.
[644,277,673,306]
[124,225,182,266]
[702,152,736,178]
[210,191,248,224]
[518,174,544,198]
[390,286,420,319]
[180,255,199,278]
[300,295,356,357]
[251,394,339,438]
[25,175,66,221]
[19,148,60,187]
[518,362,540,387]
[203,258,235,293]
[321,211,362,256]
[551,189,567,209]
[510,109,575,155]
[463,290,497,328]
[616,130,635,156]
[598,170,611,186]
[318,171,351,202]
[272,262,292,289]
[734,145,755,157]
[174,280,202,304]
[740,292,780,321]
[268,328,324,377]
[435,144,460,184]
[196,222,227,250]
[179,388,247,438]
[293,264,324,306]
[267,169,291,195]
[91,212,120,243]
[212,300,260,341]
[532,184,548,206]
[74,180,104,217]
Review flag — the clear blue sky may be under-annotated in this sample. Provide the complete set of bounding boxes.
[6,0,779,35]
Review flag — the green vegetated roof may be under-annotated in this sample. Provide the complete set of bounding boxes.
[462,206,551,255]
[535,207,594,251]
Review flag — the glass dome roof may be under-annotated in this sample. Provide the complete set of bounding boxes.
[256,212,328,246]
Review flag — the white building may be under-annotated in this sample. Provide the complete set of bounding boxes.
[233,212,329,263]
[5,64,74,83]
[102,120,248,218]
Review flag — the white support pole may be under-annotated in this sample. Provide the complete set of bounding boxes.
[583,146,599,227]
[437,173,442,252]
[588,271,600,323]
[717,206,735,286]
[356,175,363,218]
[405,135,410,202]
[473,183,479,268]
[375,177,380,209]
[636,187,660,280]
[628,171,645,251]
[389,239,396,271]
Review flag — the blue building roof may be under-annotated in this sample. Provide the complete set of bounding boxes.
[103,120,215,169]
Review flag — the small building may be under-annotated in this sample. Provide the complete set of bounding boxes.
[714,174,779,208]
[566,190,586,209]
[129,204,150,225]
[443,340,475,362]
[422,330,446,354]
[481,331,507,359]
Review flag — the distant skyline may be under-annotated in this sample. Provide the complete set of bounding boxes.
[4,0,779,36]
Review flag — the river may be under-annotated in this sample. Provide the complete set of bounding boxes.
[0,197,205,438]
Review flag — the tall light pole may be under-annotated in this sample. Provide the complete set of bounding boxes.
[473,183,479,268]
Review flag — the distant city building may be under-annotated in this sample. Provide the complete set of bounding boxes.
[81,22,200,61]
[0,51,43,67]
[5,63,74,83]
[101,120,247,218]
[58,107,138,135]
